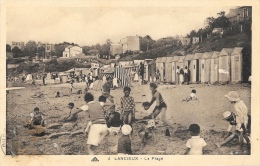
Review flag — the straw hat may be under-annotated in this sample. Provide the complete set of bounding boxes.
[224,91,240,102]
[223,111,232,120]
[121,125,132,135]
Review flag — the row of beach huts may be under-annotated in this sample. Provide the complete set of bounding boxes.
[141,47,251,84]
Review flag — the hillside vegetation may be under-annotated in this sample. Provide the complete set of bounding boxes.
[121,33,251,61]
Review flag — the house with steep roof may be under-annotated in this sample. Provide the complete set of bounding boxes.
[63,45,82,58]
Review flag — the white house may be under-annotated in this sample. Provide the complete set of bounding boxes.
[63,45,82,58]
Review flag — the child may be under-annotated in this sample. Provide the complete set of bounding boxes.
[138,119,156,145]
[182,89,198,102]
[30,107,45,127]
[69,79,74,93]
[55,91,60,97]
[117,124,132,155]
[225,91,248,133]
[63,102,78,123]
[74,93,108,155]
[106,105,123,135]
[120,86,135,137]
[184,124,207,155]
[215,111,250,149]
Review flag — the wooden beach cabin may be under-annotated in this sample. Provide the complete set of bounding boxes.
[201,52,213,83]
[183,54,194,83]
[218,48,234,83]
[165,57,174,82]
[231,47,251,83]
[171,56,181,83]
[156,57,163,81]
[210,51,220,84]
[144,59,153,81]
[158,57,168,82]
[148,60,156,82]
[192,53,203,83]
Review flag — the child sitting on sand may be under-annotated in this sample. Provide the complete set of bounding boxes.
[182,89,197,102]
[55,91,60,97]
[138,119,156,145]
[184,124,207,155]
[117,124,132,155]
[63,102,78,123]
[30,107,45,127]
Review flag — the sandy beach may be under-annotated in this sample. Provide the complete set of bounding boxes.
[6,81,251,155]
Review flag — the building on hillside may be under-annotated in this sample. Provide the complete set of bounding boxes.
[192,37,200,44]
[181,37,191,45]
[63,45,82,58]
[226,6,252,24]
[45,43,55,59]
[110,43,123,55]
[121,36,140,53]
[11,41,25,51]
[212,28,224,34]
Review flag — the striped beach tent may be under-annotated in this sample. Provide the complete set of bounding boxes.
[114,66,131,87]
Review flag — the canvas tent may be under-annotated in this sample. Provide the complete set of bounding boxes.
[192,53,203,83]
[210,51,220,84]
[218,48,234,83]
[165,57,174,82]
[184,54,194,82]
[201,52,213,83]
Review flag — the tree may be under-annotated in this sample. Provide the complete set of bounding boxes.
[55,43,69,57]
[24,41,37,57]
[187,30,197,38]
[37,46,45,59]
[6,44,11,52]
[205,17,215,29]
[82,46,91,55]
[12,46,23,58]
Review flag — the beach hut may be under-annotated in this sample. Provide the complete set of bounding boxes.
[155,57,162,81]
[201,52,213,83]
[192,53,203,83]
[210,51,220,84]
[148,60,156,82]
[218,48,234,83]
[176,56,185,70]
[183,54,194,82]
[171,56,181,83]
[144,59,153,81]
[165,57,174,82]
[59,72,68,83]
[231,47,251,83]
[158,57,168,82]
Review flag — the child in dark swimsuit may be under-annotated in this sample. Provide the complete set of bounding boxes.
[144,83,176,130]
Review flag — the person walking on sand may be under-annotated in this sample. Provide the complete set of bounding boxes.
[143,83,177,132]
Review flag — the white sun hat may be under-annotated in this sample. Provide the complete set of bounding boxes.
[223,111,232,120]
[224,91,240,102]
[121,124,132,135]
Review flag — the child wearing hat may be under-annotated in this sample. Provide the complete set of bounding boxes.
[117,124,132,155]
[182,89,197,102]
[184,124,207,155]
[225,91,248,133]
[216,111,250,149]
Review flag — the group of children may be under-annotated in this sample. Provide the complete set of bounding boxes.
[28,78,250,155]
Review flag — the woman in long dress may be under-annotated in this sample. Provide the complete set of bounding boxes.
[134,72,139,82]
[179,68,184,85]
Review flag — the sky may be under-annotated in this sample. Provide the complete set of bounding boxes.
[6,6,234,46]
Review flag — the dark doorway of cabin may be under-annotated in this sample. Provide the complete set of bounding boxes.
[196,60,199,82]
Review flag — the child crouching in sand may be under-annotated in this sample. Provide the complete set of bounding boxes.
[117,125,132,155]
[184,124,207,155]
[182,89,197,102]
